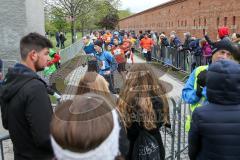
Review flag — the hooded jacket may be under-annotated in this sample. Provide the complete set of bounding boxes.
[0,63,53,160]
[188,60,240,160]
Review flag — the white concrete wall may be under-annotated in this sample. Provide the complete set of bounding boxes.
[0,0,45,61]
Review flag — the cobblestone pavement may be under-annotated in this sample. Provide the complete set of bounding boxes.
[0,54,187,160]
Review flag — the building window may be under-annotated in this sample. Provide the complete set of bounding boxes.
[217,17,220,26]
[185,20,187,26]
[233,16,236,25]
[172,22,173,27]
[194,19,196,26]
[178,20,180,27]
[204,18,207,26]
[199,1,201,6]
[224,17,227,26]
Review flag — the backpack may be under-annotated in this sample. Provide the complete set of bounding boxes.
[132,130,161,160]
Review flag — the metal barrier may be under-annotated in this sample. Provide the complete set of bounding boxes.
[1,59,18,78]
[135,41,206,74]
[59,40,84,64]
[161,97,190,160]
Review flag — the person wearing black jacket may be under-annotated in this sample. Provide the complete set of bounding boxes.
[188,59,240,160]
[0,33,54,160]
[118,64,170,160]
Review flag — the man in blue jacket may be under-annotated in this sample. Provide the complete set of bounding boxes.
[182,40,240,131]
[94,40,117,93]
[83,36,98,71]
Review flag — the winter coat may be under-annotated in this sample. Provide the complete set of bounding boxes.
[0,63,54,160]
[170,37,182,48]
[127,96,168,160]
[202,43,212,57]
[188,60,240,160]
[160,37,169,47]
[95,51,117,75]
[83,42,96,55]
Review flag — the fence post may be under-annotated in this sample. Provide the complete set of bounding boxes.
[170,98,177,160]
[176,99,182,160]
[0,141,4,160]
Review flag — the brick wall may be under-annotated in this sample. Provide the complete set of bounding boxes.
[119,0,240,41]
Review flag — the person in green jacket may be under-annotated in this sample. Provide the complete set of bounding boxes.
[43,49,60,77]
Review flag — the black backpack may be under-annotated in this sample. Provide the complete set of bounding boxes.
[132,130,161,160]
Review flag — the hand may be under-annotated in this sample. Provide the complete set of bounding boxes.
[104,70,111,75]
[197,70,207,87]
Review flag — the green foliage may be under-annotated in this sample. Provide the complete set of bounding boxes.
[118,9,133,19]
[97,13,119,30]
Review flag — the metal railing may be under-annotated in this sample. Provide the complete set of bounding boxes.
[161,97,190,160]
[1,59,18,78]
[136,42,207,74]
[59,40,84,64]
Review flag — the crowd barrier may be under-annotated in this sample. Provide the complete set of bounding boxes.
[136,42,206,74]
[162,97,190,160]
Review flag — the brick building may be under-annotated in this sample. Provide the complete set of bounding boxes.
[118,0,240,41]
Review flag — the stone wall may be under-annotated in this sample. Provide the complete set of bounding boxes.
[0,0,45,61]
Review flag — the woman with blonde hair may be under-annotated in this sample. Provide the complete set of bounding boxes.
[118,64,170,160]
[51,93,122,160]
[76,71,129,158]
[77,71,111,98]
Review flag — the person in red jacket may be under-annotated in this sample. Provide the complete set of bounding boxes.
[111,38,126,81]
[140,33,154,62]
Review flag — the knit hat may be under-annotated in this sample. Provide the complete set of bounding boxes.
[212,40,240,58]
[94,40,103,48]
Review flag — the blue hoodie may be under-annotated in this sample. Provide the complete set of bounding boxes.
[95,51,117,75]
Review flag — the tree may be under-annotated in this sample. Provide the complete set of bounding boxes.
[45,0,95,43]
[97,13,119,30]
[118,9,133,19]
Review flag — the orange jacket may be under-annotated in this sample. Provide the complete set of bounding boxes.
[140,37,153,51]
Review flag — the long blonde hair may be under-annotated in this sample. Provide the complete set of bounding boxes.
[117,64,169,130]
[77,72,110,95]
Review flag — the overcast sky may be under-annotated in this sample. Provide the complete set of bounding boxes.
[120,0,171,13]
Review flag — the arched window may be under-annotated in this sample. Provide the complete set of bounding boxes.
[204,18,207,26]
[233,16,236,25]
[194,19,196,26]
[224,17,228,26]
[217,17,220,26]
